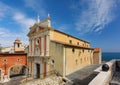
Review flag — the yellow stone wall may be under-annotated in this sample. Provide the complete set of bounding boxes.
[93,52,101,64]
[49,42,64,76]
[50,30,90,48]
[27,60,34,77]
[49,41,94,76]
[28,26,97,77]
[65,47,93,75]
[28,19,101,78]
[49,29,95,76]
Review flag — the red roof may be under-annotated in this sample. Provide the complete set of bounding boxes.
[51,40,94,50]
[94,48,101,52]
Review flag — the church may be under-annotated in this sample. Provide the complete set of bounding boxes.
[27,15,101,78]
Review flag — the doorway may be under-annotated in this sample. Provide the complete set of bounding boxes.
[9,65,27,78]
[36,64,40,78]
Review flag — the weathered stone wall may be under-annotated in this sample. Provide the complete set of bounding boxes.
[0,53,27,82]
[50,30,90,48]
[65,47,93,75]
[93,48,101,64]
[50,41,64,76]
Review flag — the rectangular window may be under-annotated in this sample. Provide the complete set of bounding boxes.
[18,43,20,48]
[77,42,79,45]
[69,40,72,44]
[72,48,75,53]
[82,49,84,53]
[78,50,81,56]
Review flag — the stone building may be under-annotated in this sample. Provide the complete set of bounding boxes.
[1,38,27,53]
[93,48,101,64]
[0,39,27,82]
[0,53,27,82]
[27,15,101,78]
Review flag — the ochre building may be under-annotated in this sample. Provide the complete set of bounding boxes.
[1,38,26,53]
[27,15,101,78]
[0,39,27,82]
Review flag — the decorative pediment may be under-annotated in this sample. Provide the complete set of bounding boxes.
[27,17,51,37]
[31,27,44,34]
[27,24,45,36]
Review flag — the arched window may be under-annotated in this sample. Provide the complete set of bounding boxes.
[51,59,55,65]
[72,48,75,53]
[35,47,40,56]
[69,40,72,44]
[36,39,39,45]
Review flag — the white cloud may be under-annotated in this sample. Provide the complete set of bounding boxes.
[0,1,36,47]
[0,27,10,37]
[0,2,12,20]
[13,12,36,32]
[23,0,46,17]
[0,27,25,47]
[57,24,70,33]
[74,0,118,34]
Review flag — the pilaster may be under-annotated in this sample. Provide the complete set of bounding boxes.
[46,35,49,56]
[41,37,44,56]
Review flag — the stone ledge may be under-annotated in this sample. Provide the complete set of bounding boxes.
[89,71,111,85]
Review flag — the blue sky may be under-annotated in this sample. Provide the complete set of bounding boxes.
[0,0,120,52]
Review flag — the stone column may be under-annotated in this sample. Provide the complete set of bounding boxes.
[32,39,34,56]
[2,69,10,82]
[3,75,9,82]
[41,37,44,56]
[46,35,49,56]
[0,70,4,82]
[29,39,31,56]
[33,63,36,78]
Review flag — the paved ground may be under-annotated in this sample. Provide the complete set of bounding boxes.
[0,76,26,85]
[66,64,101,85]
[0,64,102,85]
[20,75,64,85]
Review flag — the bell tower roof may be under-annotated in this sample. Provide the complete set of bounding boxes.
[14,38,21,43]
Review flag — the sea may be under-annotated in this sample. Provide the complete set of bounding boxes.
[102,52,120,61]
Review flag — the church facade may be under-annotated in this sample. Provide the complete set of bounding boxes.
[27,15,101,78]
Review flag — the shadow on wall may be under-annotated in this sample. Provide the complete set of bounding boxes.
[10,65,27,78]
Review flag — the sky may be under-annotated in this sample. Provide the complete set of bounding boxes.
[0,0,120,52]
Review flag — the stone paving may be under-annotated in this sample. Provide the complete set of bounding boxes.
[66,64,101,85]
[20,75,64,85]
[0,76,25,85]
[21,64,101,85]
[0,64,102,85]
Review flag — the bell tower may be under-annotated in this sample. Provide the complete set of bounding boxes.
[14,38,23,52]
